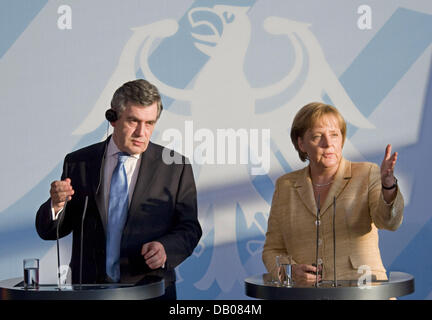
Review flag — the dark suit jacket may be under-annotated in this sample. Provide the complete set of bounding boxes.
[36,138,202,285]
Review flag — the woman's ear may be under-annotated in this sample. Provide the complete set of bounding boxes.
[298,136,305,152]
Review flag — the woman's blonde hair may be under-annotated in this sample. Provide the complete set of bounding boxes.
[290,102,347,162]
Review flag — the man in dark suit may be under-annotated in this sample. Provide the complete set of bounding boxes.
[35,79,202,299]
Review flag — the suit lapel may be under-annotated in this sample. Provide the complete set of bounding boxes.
[320,158,352,215]
[294,166,317,216]
[87,139,109,226]
[128,142,160,218]
[294,158,352,217]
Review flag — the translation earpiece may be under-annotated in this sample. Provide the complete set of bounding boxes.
[105,109,118,122]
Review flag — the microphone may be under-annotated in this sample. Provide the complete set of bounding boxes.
[79,196,89,286]
[55,166,93,288]
[56,165,69,290]
[315,193,320,288]
[332,196,337,287]
[56,207,66,289]
[54,132,108,288]
[80,140,107,286]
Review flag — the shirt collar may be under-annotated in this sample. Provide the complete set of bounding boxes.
[107,137,140,159]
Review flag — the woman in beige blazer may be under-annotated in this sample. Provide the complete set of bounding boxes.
[262,102,404,285]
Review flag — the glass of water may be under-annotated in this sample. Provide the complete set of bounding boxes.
[276,255,293,287]
[23,258,39,289]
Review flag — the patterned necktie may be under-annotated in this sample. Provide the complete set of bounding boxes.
[106,152,130,282]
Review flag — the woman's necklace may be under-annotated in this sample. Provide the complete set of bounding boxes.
[313,180,334,187]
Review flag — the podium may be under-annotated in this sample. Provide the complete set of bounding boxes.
[0,275,164,300]
[245,272,414,300]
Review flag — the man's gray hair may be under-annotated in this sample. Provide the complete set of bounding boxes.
[111,79,163,119]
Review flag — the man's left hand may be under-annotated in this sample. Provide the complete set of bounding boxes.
[141,241,167,269]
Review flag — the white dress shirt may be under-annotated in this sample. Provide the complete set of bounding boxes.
[52,138,141,220]
[102,138,141,216]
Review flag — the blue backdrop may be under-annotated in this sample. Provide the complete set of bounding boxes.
[0,0,431,299]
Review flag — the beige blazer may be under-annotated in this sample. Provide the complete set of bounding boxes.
[262,158,404,281]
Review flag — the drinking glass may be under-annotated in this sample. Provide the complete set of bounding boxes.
[276,255,293,287]
[23,258,39,289]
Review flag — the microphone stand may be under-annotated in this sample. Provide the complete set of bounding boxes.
[54,139,106,290]
[332,196,338,287]
[79,196,89,287]
[55,165,70,290]
[56,200,67,290]
[315,193,320,288]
